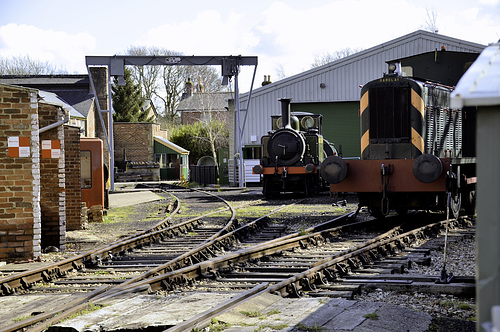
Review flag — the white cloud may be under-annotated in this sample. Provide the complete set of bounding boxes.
[478,0,499,5]
[250,0,428,78]
[0,23,95,73]
[135,10,259,55]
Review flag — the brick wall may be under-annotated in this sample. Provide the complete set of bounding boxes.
[38,103,66,250]
[153,123,168,141]
[65,126,82,230]
[181,110,228,125]
[0,84,40,262]
[114,122,154,169]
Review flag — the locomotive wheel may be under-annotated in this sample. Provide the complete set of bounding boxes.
[263,177,271,198]
[449,191,461,219]
[368,205,386,219]
[395,208,408,216]
[447,167,461,218]
[464,189,476,215]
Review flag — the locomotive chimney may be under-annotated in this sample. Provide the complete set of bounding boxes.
[280,98,292,129]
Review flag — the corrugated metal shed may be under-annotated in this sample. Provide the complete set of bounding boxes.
[239,30,485,147]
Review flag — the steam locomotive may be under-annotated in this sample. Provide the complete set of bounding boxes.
[253,98,337,197]
[320,64,477,217]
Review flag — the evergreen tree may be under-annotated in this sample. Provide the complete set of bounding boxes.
[112,67,152,122]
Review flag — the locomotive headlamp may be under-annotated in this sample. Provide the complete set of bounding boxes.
[253,164,264,174]
[320,155,347,184]
[388,63,397,74]
[412,154,443,183]
[304,163,315,173]
[301,116,315,130]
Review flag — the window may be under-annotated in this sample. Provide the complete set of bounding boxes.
[243,146,262,159]
[81,150,92,188]
[155,153,167,168]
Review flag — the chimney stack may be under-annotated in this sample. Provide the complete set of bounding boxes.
[262,75,272,86]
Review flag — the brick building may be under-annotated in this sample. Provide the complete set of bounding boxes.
[113,122,189,181]
[0,83,82,262]
[177,79,232,125]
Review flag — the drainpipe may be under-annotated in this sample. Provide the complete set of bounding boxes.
[39,118,69,133]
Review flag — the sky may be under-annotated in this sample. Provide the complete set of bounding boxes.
[0,0,499,92]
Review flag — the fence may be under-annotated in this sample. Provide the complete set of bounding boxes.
[189,165,217,185]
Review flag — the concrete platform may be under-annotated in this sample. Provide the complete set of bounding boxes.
[40,291,436,332]
[108,191,164,208]
[219,293,433,332]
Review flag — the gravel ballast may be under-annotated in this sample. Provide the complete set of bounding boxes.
[61,187,477,331]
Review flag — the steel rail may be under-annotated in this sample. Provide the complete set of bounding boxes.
[0,191,290,331]
[0,189,237,296]
[162,218,463,331]
[266,218,458,297]
[0,195,181,295]
[93,212,362,298]
[88,199,297,297]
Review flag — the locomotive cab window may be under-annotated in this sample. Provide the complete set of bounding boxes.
[243,146,261,159]
[81,150,92,189]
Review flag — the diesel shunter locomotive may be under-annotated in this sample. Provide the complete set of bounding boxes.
[320,64,476,217]
[253,98,337,197]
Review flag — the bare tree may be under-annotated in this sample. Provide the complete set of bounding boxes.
[157,64,186,122]
[192,90,230,174]
[274,63,287,80]
[0,55,67,75]
[422,9,439,33]
[125,46,225,125]
[126,46,163,99]
[311,47,363,68]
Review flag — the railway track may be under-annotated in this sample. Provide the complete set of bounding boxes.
[0,188,312,331]
[0,189,476,331]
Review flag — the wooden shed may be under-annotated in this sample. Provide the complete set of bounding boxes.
[154,136,190,181]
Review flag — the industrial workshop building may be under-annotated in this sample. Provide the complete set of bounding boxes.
[235,30,485,184]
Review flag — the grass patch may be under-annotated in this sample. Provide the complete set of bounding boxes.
[440,300,474,311]
[298,227,309,236]
[296,323,323,331]
[65,303,106,321]
[363,311,379,320]
[102,206,135,223]
[12,314,32,322]
[239,310,263,318]
[256,323,289,331]
[267,309,280,315]
[202,318,230,332]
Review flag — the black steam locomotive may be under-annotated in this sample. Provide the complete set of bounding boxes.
[321,64,477,217]
[253,98,337,197]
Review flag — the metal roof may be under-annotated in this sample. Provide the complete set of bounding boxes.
[154,136,189,155]
[451,42,500,107]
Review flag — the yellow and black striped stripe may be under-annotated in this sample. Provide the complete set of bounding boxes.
[410,84,424,155]
[359,77,425,159]
[360,89,370,156]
